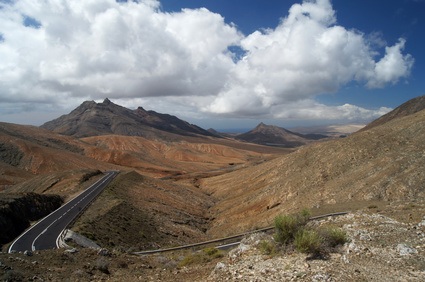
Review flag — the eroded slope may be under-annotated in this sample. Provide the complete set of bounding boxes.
[202,108,425,236]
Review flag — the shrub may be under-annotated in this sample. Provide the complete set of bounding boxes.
[178,247,224,267]
[274,209,310,245]
[319,226,349,248]
[273,210,348,259]
[202,247,224,259]
[259,240,277,255]
[294,229,322,255]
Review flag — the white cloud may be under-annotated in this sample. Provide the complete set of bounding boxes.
[204,0,413,118]
[366,39,414,88]
[0,0,241,103]
[0,0,414,126]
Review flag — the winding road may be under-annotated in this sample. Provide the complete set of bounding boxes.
[8,171,118,253]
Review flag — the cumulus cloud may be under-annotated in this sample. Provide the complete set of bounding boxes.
[0,0,414,125]
[204,0,413,117]
[366,39,414,88]
[0,0,240,102]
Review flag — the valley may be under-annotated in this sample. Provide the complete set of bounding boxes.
[1,96,425,281]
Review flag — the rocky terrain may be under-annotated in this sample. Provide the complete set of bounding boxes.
[209,206,425,281]
[1,202,425,281]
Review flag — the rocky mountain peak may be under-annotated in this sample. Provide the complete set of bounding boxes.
[40,99,215,138]
[102,98,112,105]
[80,100,96,109]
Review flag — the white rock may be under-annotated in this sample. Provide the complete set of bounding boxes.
[214,262,227,272]
[397,244,418,256]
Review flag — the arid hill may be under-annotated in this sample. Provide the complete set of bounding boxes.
[236,122,326,147]
[202,103,425,236]
[81,135,276,178]
[41,98,215,138]
[0,122,116,187]
[71,170,215,251]
[361,94,425,131]
[1,116,288,252]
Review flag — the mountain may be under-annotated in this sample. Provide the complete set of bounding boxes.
[41,98,215,138]
[235,122,326,148]
[202,99,425,236]
[361,94,425,131]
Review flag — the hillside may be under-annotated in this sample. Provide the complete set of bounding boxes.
[81,135,275,178]
[0,122,116,187]
[236,122,326,148]
[71,170,215,251]
[202,106,425,236]
[361,94,425,131]
[41,98,215,138]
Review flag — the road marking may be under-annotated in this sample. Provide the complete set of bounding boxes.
[9,171,116,253]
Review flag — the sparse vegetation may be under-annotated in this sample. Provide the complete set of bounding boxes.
[274,208,310,245]
[259,239,277,255]
[294,229,322,255]
[273,210,348,258]
[318,226,349,249]
[178,247,225,267]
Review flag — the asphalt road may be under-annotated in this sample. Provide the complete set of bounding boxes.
[8,171,118,253]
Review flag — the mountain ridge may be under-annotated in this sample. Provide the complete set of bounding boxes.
[41,98,216,139]
[361,94,425,131]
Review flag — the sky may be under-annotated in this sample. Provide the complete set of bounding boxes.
[0,0,424,131]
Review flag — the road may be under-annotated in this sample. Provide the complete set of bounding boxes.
[8,171,118,253]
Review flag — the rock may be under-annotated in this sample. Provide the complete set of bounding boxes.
[397,244,418,256]
[417,217,425,227]
[64,248,78,254]
[97,248,111,256]
[214,262,227,272]
[23,250,33,257]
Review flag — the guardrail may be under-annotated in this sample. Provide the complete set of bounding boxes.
[133,211,349,255]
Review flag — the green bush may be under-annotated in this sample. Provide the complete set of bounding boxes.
[259,240,277,255]
[202,247,224,259]
[274,209,310,245]
[178,247,224,267]
[319,226,349,248]
[294,229,322,255]
[273,210,348,258]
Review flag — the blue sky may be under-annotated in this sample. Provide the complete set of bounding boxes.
[0,0,424,130]
[162,0,424,109]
